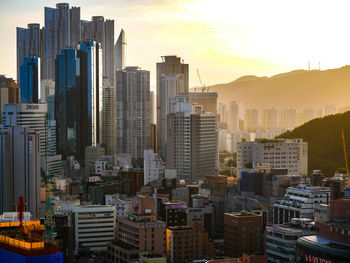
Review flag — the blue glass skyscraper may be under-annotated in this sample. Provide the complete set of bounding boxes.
[55,41,102,160]
[20,57,41,103]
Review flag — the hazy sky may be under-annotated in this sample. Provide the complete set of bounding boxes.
[2,0,350,89]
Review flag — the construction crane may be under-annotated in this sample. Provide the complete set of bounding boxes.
[196,69,206,92]
[341,128,350,189]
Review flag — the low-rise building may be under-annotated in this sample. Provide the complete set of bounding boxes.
[224,211,263,258]
[107,195,166,263]
[273,184,330,224]
[63,205,116,255]
[266,218,315,263]
[166,219,214,263]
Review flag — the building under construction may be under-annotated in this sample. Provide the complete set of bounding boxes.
[0,220,63,262]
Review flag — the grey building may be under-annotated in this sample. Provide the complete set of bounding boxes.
[0,126,41,218]
[116,67,151,165]
[2,103,48,156]
[102,77,116,155]
[81,16,114,85]
[167,97,217,181]
[156,56,189,155]
[114,29,126,72]
[16,23,42,83]
[43,3,80,80]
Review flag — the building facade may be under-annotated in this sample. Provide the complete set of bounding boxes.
[273,184,331,224]
[116,67,151,165]
[20,57,41,103]
[237,138,308,175]
[224,212,263,258]
[0,126,41,218]
[156,56,189,156]
[3,103,48,155]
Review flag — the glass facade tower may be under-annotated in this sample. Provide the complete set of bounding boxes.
[20,57,41,103]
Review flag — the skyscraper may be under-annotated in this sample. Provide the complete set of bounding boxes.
[20,57,41,103]
[81,16,115,85]
[43,3,80,80]
[115,29,126,71]
[156,56,189,155]
[102,77,116,155]
[16,23,42,83]
[229,101,239,131]
[116,67,151,165]
[55,41,102,160]
[167,97,217,181]
[3,103,48,156]
[244,108,260,131]
[190,106,217,180]
[166,96,192,180]
[159,74,185,159]
[261,108,278,131]
[0,126,41,218]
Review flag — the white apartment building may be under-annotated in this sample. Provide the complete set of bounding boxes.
[144,149,165,184]
[69,205,116,255]
[3,103,48,155]
[273,184,330,224]
[237,138,308,175]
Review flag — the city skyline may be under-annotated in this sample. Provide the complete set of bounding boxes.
[3,0,350,89]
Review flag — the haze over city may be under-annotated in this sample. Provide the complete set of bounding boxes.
[1,1,350,263]
[2,0,350,88]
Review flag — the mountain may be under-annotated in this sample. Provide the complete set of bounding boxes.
[206,66,350,108]
[277,111,350,176]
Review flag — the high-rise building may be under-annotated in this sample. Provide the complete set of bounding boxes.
[115,29,126,72]
[244,108,259,131]
[229,101,239,131]
[156,56,189,155]
[224,211,263,258]
[3,103,48,155]
[116,67,151,165]
[166,219,214,263]
[159,74,185,159]
[55,41,102,160]
[237,138,308,176]
[43,3,80,80]
[0,75,19,123]
[81,16,114,84]
[0,126,41,218]
[102,78,116,155]
[190,106,217,180]
[20,57,41,103]
[261,108,278,131]
[278,108,296,130]
[167,97,217,181]
[144,149,165,184]
[166,97,192,180]
[40,79,55,103]
[16,23,42,83]
[187,92,218,114]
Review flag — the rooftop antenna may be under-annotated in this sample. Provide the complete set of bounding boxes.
[308,61,310,71]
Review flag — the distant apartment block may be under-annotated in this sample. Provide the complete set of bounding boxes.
[237,138,308,175]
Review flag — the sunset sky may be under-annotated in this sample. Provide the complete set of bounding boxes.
[1,0,350,89]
